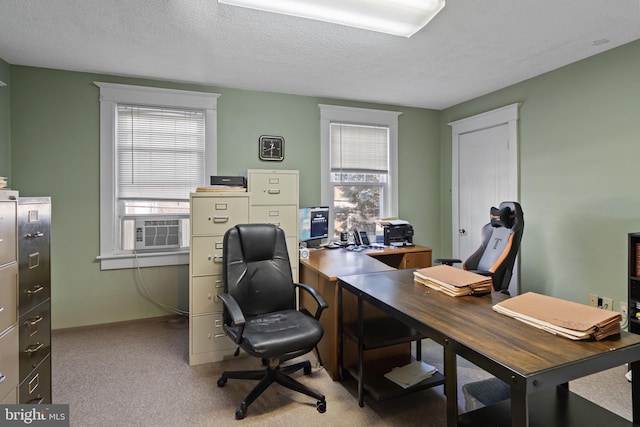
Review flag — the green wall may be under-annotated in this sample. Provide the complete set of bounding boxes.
[0,59,9,180]
[440,39,640,309]
[8,66,441,329]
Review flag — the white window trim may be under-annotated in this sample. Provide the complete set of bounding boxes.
[319,104,401,235]
[95,82,220,270]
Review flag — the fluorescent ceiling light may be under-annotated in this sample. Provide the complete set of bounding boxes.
[218,0,445,37]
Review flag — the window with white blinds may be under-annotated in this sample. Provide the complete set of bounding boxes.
[320,105,401,240]
[330,123,389,173]
[117,105,205,201]
[96,82,220,270]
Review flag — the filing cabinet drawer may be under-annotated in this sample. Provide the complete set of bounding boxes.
[0,264,17,334]
[1,387,17,404]
[19,355,50,404]
[18,302,51,380]
[0,326,19,402]
[191,196,249,236]
[248,171,298,205]
[0,194,17,267]
[18,276,50,315]
[191,275,224,315]
[18,301,51,379]
[191,314,236,355]
[250,205,298,237]
[191,237,224,276]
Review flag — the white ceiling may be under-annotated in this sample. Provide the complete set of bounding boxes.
[1,0,639,110]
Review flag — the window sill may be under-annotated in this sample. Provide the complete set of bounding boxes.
[97,250,189,270]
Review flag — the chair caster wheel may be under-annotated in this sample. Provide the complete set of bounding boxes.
[236,403,247,420]
[316,400,326,413]
[304,365,312,375]
[217,377,227,387]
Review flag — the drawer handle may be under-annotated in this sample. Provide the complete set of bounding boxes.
[25,343,44,354]
[26,232,44,239]
[0,306,4,313]
[26,397,44,405]
[213,216,229,223]
[215,280,224,288]
[214,333,227,339]
[267,189,281,194]
[26,285,45,295]
[213,256,223,263]
[0,374,5,384]
[25,315,43,327]
[269,222,281,227]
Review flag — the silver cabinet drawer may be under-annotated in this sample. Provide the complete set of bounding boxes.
[0,326,18,401]
[0,264,17,335]
[18,302,51,381]
[19,354,50,404]
[0,195,17,267]
[191,275,224,315]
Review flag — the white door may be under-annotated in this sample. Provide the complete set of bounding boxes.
[449,104,520,294]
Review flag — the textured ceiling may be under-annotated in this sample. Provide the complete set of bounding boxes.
[1,0,639,109]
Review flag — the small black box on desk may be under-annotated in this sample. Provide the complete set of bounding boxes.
[210,176,246,187]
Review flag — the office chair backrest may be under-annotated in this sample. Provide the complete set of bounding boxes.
[223,223,295,318]
[464,201,524,292]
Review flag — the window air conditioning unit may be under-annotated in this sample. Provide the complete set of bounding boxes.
[134,217,181,251]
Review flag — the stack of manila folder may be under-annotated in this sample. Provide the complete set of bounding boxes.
[493,292,621,341]
[413,265,493,297]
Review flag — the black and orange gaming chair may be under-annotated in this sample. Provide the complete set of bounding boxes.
[435,201,524,294]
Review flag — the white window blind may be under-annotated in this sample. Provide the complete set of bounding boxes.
[117,105,205,200]
[330,123,389,173]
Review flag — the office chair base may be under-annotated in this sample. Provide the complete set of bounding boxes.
[218,360,326,419]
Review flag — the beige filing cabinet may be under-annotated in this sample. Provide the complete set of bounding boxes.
[247,169,299,281]
[188,169,300,366]
[0,190,19,404]
[189,192,250,365]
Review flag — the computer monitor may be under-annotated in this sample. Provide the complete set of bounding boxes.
[299,206,329,248]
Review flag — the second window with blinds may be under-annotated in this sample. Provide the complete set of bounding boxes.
[319,104,401,239]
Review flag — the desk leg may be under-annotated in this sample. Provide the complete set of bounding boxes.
[337,284,344,381]
[632,360,640,425]
[444,340,458,427]
[510,386,529,427]
[357,295,365,407]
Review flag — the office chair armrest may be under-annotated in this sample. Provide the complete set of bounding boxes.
[217,293,246,343]
[433,258,462,266]
[296,283,329,321]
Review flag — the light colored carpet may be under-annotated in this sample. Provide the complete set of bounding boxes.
[51,316,632,426]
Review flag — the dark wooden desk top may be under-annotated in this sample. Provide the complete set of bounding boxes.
[338,268,640,392]
[299,245,431,282]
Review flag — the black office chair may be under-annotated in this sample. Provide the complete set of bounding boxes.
[435,201,524,294]
[216,223,329,420]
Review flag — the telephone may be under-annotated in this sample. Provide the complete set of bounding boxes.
[352,229,370,246]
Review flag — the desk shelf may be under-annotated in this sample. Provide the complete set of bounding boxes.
[343,354,445,403]
[342,317,426,350]
[458,386,630,427]
[341,316,441,406]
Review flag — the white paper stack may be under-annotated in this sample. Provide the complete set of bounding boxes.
[384,360,438,389]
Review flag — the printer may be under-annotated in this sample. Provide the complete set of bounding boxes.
[383,224,414,246]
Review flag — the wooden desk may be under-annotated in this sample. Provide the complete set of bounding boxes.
[299,245,432,380]
[338,268,640,426]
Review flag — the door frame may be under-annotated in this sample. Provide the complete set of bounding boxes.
[448,103,520,259]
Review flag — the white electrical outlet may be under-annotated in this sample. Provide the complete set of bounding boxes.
[588,293,599,307]
[620,302,628,317]
[602,297,613,311]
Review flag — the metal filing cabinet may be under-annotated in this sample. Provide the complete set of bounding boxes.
[17,197,51,404]
[0,189,19,404]
[189,192,250,366]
